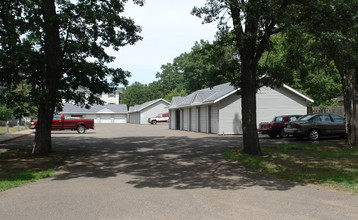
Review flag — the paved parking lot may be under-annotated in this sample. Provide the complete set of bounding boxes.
[0,124,357,220]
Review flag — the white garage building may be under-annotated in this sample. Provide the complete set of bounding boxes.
[61,103,128,123]
[128,98,170,124]
[168,82,313,134]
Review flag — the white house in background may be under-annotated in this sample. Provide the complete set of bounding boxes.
[168,82,314,134]
[128,99,170,124]
[61,103,128,123]
[74,87,124,104]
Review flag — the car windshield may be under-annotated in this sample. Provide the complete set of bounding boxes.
[272,116,284,122]
[297,114,316,121]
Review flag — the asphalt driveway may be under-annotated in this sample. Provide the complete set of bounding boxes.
[0,124,357,220]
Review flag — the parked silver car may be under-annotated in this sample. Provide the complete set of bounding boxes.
[284,113,346,141]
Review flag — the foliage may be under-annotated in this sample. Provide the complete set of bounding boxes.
[224,142,358,194]
[156,40,238,94]
[301,0,358,145]
[0,0,143,153]
[0,81,38,119]
[191,0,310,155]
[0,104,12,121]
[164,89,188,103]
[122,39,237,106]
[260,32,342,107]
[121,82,164,107]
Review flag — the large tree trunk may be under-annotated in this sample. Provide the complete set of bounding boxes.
[32,101,54,154]
[241,60,261,155]
[228,0,262,155]
[341,71,357,146]
[32,0,63,154]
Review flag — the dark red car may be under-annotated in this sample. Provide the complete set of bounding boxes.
[258,115,302,138]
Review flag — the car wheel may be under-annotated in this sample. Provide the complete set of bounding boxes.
[279,128,289,138]
[308,129,319,141]
[77,125,86,134]
[152,120,157,125]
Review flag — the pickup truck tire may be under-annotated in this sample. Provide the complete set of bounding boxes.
[151,120,157,125]
[77,125,86,134]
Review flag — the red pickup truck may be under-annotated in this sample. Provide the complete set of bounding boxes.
[30,113,95,134]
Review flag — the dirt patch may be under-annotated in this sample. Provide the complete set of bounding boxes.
[0,148,64,175]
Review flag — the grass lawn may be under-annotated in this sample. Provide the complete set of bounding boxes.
[224,141,358,194]
[0,149,63,192]
[0,125,27,135]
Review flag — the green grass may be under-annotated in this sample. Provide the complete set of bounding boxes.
[224,142,358,194]
[0,125,27,135]
[0,149,63,191]
[0,169,54,192]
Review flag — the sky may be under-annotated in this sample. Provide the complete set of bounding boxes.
[107,0,218,86]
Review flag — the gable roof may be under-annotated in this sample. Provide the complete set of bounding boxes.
[128,98,170,113]
[61,103,128,114]
[168,82,314,109]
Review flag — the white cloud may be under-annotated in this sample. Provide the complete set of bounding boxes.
[108,0,218,85]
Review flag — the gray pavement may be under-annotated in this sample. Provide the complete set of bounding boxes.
[0,124,357,220]
[0,129,34,143]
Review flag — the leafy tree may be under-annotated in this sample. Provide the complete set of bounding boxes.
[192,0,307,155]
[302,0,358,145]
[156,39,238,94]
[0,104,12,121]
[0,0,143,154]
[156,62,186,96]
[164,89,188,103]
[261,31,342,107]
[122,82,164,107]
[0,80,38,121]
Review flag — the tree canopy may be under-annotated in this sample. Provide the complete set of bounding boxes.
[0,0,143,154]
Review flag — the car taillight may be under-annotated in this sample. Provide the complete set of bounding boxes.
[293,124,300,128]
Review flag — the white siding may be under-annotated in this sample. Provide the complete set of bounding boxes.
[183,109,189,130]
[199,106,207,133]
[217,86,308,134]
[256,86,308,124]
[169,109,176,129]
[219,93,242,134]
[190,107,198,132]
[140,101,169,124]
[210,105,219,134]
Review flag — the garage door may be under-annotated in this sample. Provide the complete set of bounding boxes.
[210,105,219,134]
[183,109,189,130]
[114,114,126,123]
[169,110,176,129]
[199,106,207,133]
[190,107,198,132]
[99,114,112,123]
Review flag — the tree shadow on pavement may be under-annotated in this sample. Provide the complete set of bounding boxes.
[45,135,297,192]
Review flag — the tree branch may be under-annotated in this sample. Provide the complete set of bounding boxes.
[228,0,244,55]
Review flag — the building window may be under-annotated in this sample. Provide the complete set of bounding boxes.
[108,92,116,98]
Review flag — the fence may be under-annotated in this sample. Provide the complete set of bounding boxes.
[309,106,345,116]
